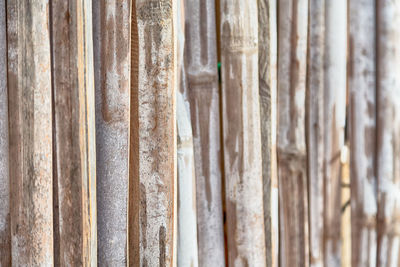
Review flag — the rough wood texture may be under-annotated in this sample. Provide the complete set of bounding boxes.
[7,1,53,265]
[376,1,400,266]
[349,1,377,266]
[92,0,131,265]
[51,0,97,265]
[220,1,266,266]
[277,0,309,266]
[183,0,225,266]
[323,1,347,266]
[258,0,278,266]
[0,0,10,264]
[130,0,177,266]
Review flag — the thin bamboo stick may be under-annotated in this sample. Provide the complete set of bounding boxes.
[7,1,53,265]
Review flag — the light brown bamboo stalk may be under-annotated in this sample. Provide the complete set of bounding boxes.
[307,1,324,266]
[323,1,347,265]
[0,0,10,264]
[183,0,225,266]
[349,1,377,266]
[258,0,278,266]
[376,1,400,266]
[51,0,97,265]
[277,0,309,266]
[129,0,177,266]
[92,0,131,265]
[220,1,266,266]
[6,1,53,265]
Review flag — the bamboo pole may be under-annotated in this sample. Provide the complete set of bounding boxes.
[277,0,309,266]
[220,1,266,266]
[348,1,377,266]
[92,0,131,264]
[51,0,97,265]
[183,0,225,265]
[0,0,10,264]
[7,1,53,265]
[258,0,278,266]
[376,1,400,266]
[129,0,177,266]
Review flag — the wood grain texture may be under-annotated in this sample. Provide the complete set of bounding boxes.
[51,0,97,265]
[92,0,131,265]
[220,0,266,266]
[0,0,10,264]
[258,0,278,266]
[277,0,309,266]
[376,1,400,266]
[183,0,225,266]
[349,1,377,266]
[130,0,177,266]
[6,1,53,265]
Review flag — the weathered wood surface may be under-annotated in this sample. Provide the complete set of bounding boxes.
[307,1,324,266]
[376,1,400,266]
[220,1,266,266]
[130,0,177,266]
[93,0,131,265]
[258,0,278,266]
[51,0,97,265]
[349,1,377,266]
[323,1,347,266]
[277,0,309,266]
[7,1,53,265]
[0,0,10,264]
[184,0,225,266]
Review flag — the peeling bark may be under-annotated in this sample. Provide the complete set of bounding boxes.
[220,0,266,266]
[277,0,309,266]
[349,1,377,266]
[92,0,131,265]
[6,1,53,265]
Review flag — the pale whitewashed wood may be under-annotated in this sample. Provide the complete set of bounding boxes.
[349,1,377,266]
[220,1,266,266]
[92,0,131,265]
[7,1,53,265]
[258,0,278,266]
[0,0,10,264]
[323,1,347,266]
[130,0,177,266]
[376,1,400,266]
[183,0,225,265]
[277,0,309,266]
[51,0,97,265]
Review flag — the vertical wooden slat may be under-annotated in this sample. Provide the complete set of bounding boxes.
[376,1,400,266]
[0,0,10,264]
[277,0,309,266]
[92,0,131,264]
[349,0,377,266]
[258,0,278,266]
[220,1,267,266]
[7,1,53,265]
[51,0,97,265]
[130,0,177,266]
[323,1,347,265]
[183,0,225,265]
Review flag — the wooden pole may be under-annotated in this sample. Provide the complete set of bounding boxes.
[349,0,377,266]
[51,0,97,265]
[376,1,400,266]
[183,0,225,265]
[258,0,278,266]
[277,0,309,266]
[220,1,267,266]
[129,0,177,266]
[92,0,131,264]
[7,1,53,265]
